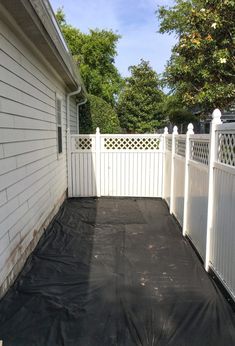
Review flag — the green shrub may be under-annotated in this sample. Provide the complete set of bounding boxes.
[79,94,121,134]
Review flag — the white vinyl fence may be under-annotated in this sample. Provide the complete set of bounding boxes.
[68,109,235,300]
[208,121,235,298]
[163,109,235,300]
[171,131,186,226]
[186,134,209,260]
[163,135,172,206]
[69,130,164,198]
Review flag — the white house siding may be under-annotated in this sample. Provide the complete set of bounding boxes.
[70,100,78,134]
[0,13,78,296]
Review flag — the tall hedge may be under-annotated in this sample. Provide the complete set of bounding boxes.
[79,94,121,134]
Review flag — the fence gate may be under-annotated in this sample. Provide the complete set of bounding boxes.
[69,129,164,197]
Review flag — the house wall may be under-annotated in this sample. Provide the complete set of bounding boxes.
[0,10,78,297]
[70,101,78,134]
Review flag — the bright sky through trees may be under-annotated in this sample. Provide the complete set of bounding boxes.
[50,0,176,77]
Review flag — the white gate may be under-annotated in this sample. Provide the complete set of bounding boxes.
[69,129,164,197]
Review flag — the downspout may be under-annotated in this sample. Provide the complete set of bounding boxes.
[76,98,87,134]
[66,86,82,132]
[66,87,82,197]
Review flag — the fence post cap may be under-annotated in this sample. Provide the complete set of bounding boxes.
[164,127,168,134]
[212,109,222,124]
[187,123,194,134]
[96,127,100,134]
[173,125,178,134]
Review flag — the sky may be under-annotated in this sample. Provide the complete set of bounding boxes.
[50,0,176,77]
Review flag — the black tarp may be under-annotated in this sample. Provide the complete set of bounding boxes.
[0,198,234,345]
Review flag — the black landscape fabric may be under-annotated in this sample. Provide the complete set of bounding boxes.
[0,198,234,346]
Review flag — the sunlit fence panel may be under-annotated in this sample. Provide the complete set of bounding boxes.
[186,135,210,260]
[70,131,164,198]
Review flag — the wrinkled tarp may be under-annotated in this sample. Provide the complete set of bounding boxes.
[0,198,234,346]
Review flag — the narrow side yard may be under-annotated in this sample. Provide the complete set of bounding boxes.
[0,198,234,345]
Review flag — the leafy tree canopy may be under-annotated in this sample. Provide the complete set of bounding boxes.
[56,8,123,106]
[79,94,121,134]
[117,59,164,133]
[157,0,235,113]
[160,93,196,126]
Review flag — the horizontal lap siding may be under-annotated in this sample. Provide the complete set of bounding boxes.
[0,15,77,293]
[70,101,77,134]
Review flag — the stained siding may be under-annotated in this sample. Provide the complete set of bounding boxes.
[0,14,77,292]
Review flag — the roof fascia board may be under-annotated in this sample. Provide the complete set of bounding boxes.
[0,4,68,89]
[1,0,84,92]
[28,0,80,86]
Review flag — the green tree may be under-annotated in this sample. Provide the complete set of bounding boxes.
[157,0,235,112]
[80,94,121,134]
[56,8,123,106]
[117,60,164,133]
[160,93,196,127]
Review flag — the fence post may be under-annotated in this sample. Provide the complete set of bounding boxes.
[96,127,101,197]
[205,109,222,271]
[170,125,178,214]
[183,123,194,236]
[162,127,169,199]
